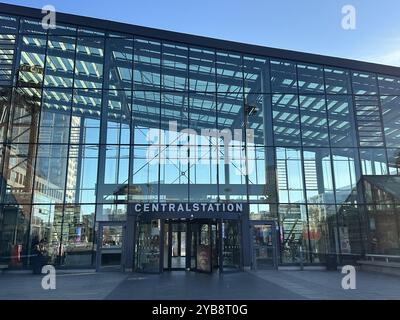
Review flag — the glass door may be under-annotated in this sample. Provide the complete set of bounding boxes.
[189,223,198,270]
[222,220,241,272]
[135,219,161,273]
[171,222,186,269]
[164,221,188,271]
[251,223,277,269]
[195,222,212,273]
[96,223,124,271]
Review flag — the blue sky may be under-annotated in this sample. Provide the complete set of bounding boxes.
[3,0,400,66]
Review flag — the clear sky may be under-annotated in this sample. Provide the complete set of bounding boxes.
[3,0,400,66]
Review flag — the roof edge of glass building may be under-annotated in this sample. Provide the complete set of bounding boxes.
[1,2,400,77]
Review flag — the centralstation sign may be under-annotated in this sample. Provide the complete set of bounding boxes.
[132,202,245,214]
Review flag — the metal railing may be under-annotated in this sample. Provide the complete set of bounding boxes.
[364,254,400,264]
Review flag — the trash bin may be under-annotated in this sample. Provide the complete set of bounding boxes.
[326,254,337,271]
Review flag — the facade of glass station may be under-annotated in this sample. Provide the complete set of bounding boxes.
[1,4,400,272]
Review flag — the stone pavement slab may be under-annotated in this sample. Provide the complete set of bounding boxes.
[0,269,399,300]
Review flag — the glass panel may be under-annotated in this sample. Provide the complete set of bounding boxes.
[44,35,76,88]
[74,37,104,89]
[247,147,269,200]
[104,90,131,145]
[363,176,400,204]
[381,95,400,147]
[0,14,18,34]
[331,148,359,204]
[60,204,95,266]
[337,205,364,261]
[324,67,351,94]
[96,204,127,222]
[101,225,123,248]
[189,92,216,141]
[189,46,215,92]
[159,146,189,202]
[131,145,159,202]
[0,204,31,268]
[276,148,305,203]
[8,87,41,144]
[190,224,197,269]
[365,204,400,256]
[303,148,335,203]
[352,71,378,95]
[307,204,337,263]
[30,204,62,265]
[223,220,241,271]
[189,144,218,202]
[217,92,244,143]
[33,144,68,204]
[133,37,161,90]
[171,223,187,269]
[0,34,17,86]
[218,146,247,201]
[77,28,104,37]
[246,93,269,147]
[359,148,388,175]
[48,23,76,36]
[0,87,12,143]
[161,92,189,142]
[19,18,46,34]
[297,63,324,94]
[132,91,160,145]
[378,75,400,95]
[216,51,242,93]
[136,220,161,273]
[65,145,98,204]
[103,145,130,184]
[162,42,188,91]
[104,37,133,90]
[249,204,277,220]
[38,89,72,144]
[252,224,274,268]
[163,223,169,269]
[71,89,102,144]
[354,96,384,147]
[243,55,270,94]
[279,204,310,263]
[272,94,300,146]
[299,95,329,147]
[326,95,357,147]
[387,148,400,175]
[3,144,36,204]
[16,35,46,87]
[270,59,297,93]
[197,223,211,272]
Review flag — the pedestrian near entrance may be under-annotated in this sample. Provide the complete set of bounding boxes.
[31,238,49,274]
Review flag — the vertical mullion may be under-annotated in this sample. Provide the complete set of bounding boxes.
[25,26,50,265]
[295,63,312,263]
[58,27,79,266]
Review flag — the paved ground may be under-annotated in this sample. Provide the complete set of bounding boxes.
[0,269,399,300]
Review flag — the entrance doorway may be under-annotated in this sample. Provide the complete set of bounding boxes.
[164,220,218,273]
[251,222,278,270]
[164,221,187,270]
[135,218,241,274]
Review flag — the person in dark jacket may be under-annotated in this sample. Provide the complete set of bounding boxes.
[31,238,41,275]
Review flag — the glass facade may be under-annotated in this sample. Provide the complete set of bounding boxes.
[0,9,400,271]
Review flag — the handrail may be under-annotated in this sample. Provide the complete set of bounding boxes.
[364,254,400,263]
